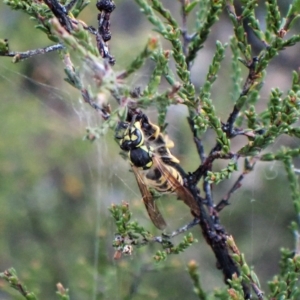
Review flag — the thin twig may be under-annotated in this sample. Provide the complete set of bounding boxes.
[215,157,256,212]
[1,44,64,62]
[179,0,189,59]
[187,116,206,163]
[251,282,264,300]
[153,218,200,243]
[226,57,259,136]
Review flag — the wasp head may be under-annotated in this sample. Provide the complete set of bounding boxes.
[115,121,145,151]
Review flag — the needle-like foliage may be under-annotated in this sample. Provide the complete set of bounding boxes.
[2,0,300,299]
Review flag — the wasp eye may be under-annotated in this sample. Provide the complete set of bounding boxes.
[115,122,130,139]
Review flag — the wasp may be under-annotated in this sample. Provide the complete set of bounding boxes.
[115,114,200,229]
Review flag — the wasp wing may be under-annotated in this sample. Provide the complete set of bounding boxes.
[132,166,167,230]
[152,156,200,217]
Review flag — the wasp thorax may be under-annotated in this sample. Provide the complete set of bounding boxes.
[129,146,153,170]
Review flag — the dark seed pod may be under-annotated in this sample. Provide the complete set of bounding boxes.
[96,0,116,12]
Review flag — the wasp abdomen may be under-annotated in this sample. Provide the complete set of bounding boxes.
[145,165,183,193]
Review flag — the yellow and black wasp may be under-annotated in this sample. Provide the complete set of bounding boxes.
[115,113,200,229]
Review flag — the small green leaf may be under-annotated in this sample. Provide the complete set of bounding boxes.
[184,0,200,14]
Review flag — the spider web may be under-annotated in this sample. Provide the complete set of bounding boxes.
[0,60,197,298]
[0,61,116,298]
[1,53,296,298]
[1,0,299,295]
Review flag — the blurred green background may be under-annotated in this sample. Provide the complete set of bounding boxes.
[0,0,299,299]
